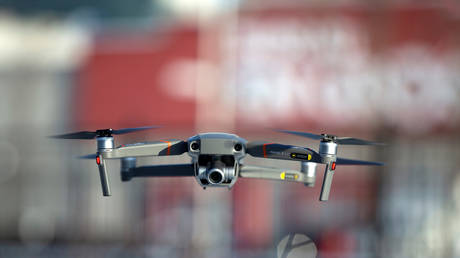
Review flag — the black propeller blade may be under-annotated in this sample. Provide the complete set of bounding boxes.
[246,141,322,163]
[335,157,384,166]
[276,129,383,146]
[79,154,98,159]
[275,130,323,140]
[53,131,97,140]
[111,126,160,135]
[51,125,160,140]
[335,137,382,146]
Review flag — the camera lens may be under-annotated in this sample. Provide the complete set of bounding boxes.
[209,171,223,183]
[234,143,242,152]
[190,141,200,151]
[208,169,224,184]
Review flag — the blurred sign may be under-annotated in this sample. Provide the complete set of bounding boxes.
[226,6,460,134]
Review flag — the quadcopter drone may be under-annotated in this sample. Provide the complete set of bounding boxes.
[52,126,383,201]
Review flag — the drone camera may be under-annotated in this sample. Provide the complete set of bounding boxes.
[195,155,236,187]
[207,168,225,184]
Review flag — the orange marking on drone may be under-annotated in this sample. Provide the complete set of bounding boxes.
[331,162,336,170]
[263,143,273,158]
[160,140,172,155]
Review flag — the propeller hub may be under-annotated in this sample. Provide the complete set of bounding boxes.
[320,134,337,142]
[96,129,113,137]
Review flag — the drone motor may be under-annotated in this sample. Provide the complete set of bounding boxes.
[318,140,338,163]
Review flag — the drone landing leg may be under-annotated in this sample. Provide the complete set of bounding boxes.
[319,163,335,201]
[97,155,111,196]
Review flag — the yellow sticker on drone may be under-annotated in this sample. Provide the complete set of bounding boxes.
[281,172,299,181]
[308,154,312,160]
[280,172,286,180]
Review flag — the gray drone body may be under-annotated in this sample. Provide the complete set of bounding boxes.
[187,133,246,189]
[52,127,384,201]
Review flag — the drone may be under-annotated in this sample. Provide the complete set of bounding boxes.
[52,126,383,201]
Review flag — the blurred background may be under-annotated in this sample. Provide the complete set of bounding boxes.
[0,0,459,257]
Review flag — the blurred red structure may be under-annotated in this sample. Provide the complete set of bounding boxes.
[75,26,199,130]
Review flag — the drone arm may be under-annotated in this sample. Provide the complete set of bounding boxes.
[101,140,187,159]
[123,164,195,180]
[239,165,312,184]
[246,141,322,163]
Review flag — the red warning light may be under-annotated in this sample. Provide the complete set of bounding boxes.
[331,162,336,170]
[96,156,101,165]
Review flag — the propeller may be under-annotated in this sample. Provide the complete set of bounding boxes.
[336,157,384,166]
[79,154,98,159]
[275,129,383,145]
[51,125,160,139]
[246,141,322,163]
